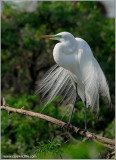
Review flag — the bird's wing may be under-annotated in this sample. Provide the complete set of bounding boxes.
[86,57,111,111]
[75,38,111,111]
[36,64,76,113]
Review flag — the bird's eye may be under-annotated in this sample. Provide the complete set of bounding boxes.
[56,35,62,38]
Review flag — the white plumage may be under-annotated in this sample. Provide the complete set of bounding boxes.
[37,32,111,113]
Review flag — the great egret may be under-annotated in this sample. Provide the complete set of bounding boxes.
[37,32,111,132]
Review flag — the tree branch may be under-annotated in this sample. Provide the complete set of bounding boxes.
[1,102,115,150]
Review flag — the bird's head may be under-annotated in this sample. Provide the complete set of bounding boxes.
[38,32,75,42]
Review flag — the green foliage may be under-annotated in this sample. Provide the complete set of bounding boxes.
[62,141,104,159]
[1,1,115,159]
[32,139,105,159]
[1,94,62,158]
[104,120,115,139]
[34,138,63,159]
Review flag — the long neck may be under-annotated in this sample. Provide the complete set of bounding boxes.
[53,40,77,70]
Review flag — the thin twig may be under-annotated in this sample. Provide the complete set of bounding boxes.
[3,97,6,106]
[93,139,114,150]
[1,104,115,150]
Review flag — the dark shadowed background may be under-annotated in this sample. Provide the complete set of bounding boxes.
[1,1,115,159]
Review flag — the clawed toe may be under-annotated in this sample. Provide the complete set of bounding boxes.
[77,128,88,135]
[62,122,74,133]
[83,129,87,134]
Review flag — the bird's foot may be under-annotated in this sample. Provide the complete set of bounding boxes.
[62,122,74,136]
[83,129,87,134]
[77,129,96,140]
[77,128,87,135]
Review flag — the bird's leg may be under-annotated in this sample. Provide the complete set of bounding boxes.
[77,88,88,135]
[65,83,77,133]
[66,105,75,132]
[84,88,87,132]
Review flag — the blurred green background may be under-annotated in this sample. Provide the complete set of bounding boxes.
[1,1,115,159]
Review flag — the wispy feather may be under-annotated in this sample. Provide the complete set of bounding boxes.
[36,60,111,113]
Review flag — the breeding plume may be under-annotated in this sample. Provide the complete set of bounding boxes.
[37,32,111,131]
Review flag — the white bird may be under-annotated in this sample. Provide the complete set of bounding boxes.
[37,32,111,132]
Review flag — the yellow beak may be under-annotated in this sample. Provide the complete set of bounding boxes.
[38,35,55,38]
